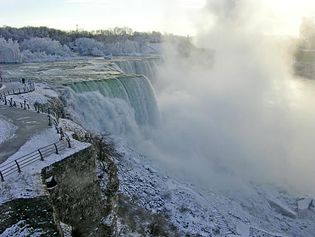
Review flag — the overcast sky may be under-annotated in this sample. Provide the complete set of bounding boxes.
[0,0,315,36]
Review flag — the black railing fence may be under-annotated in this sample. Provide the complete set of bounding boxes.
[0,80,35,110]
[0,81,35,98]
[0,80,62,131]
[0,139,71,182]
[0,79,73,182]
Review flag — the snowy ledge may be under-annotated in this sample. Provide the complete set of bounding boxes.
[0,125,91,205]
[6,82,59,106]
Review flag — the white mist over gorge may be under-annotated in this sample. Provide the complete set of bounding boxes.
[106,0,315,198]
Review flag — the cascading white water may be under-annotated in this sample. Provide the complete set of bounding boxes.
[114,58,159,82]
[66,75,159,135]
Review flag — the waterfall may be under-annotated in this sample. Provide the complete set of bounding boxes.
[66,75,159,135]
[114,58,159,82]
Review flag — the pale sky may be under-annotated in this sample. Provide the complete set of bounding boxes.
[0,0,206,35]
[0,0,315,36]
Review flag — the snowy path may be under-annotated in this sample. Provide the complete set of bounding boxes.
[0,118,16,145]
[0,105,49,163]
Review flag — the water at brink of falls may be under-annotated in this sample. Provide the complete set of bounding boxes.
[114,58,159,82]
[67,75,159,135]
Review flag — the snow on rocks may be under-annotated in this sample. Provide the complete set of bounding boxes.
[267,197,297,219]
[0,118,16,144]
[297,198,313,211]
[113,139,233,236]
[59,118,88,137]
[59,222,72,237]
[235,222,250,237]
[297,198,314,218]
[111,138,315,237]
[0,220,42,237]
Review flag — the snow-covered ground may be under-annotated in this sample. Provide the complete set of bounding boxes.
[0,220,43,237]
[0,118,16,144]
[0,120,91,204]
[111,138,315,237]
[1,61,315,237]
[5,82,59,107]
[0,81,90,206]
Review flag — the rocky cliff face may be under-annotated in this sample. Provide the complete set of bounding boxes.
[40,138,179,237]
[0,197,59,236]
[97,137,179,236]
[42,145,112,236]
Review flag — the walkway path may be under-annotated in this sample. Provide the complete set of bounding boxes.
[0,105,48,164]
[0,82,21,90]
[1,81,25,92]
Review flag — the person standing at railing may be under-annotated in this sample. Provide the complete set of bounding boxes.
[59,127,64,140]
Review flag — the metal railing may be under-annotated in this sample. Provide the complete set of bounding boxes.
[0,79,74,182]
[0,80,35,109]
[0,81,35,98]
[0,96,31,110]
[0,139,71,182]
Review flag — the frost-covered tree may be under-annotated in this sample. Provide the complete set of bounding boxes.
[20,37,73,56]
[73,38,106,56]
[0,38,22,63]
[106,39,141,55]
[21,49,72,63]
[105,39,160,55]
[0,27,165,62]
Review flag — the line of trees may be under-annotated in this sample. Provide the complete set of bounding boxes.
[0,26,195,64]
[0,26,166,63]
[0,26,162,45]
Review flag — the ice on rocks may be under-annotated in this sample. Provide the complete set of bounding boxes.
[0,220,42,237]
[109,138,315,236]
[267,198,297,219]
[297,198,314,218]
[297,198,313,211]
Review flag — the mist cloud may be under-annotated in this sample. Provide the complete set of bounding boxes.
[135,0,315,196]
